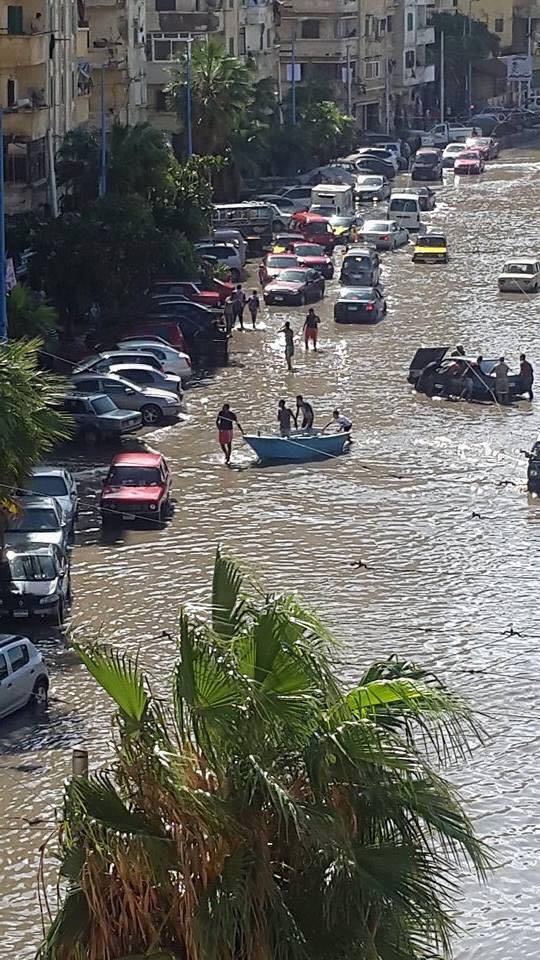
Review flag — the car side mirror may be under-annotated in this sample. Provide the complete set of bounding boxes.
[124,388,135,395]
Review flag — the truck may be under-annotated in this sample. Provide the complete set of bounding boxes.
[309,183,354,217]
[420,122,482,148]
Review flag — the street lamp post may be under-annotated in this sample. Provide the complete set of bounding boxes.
[186,34,194,156]
[0,109,7,341]
[99,65,107,197]
[291,27,297,125]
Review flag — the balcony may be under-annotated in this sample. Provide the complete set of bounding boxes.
[283,0,356,14]
[0,32,47,68]
[87,42,125,68]
[3,104,49,140]
[398,62,435,85]
[77,26,90,57]
[86,0,126,7]
[416,25,435,44]
[242,2,273,26]
[286,37,353,61]
[513,0,540,14]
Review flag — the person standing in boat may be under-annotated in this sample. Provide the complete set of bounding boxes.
[277,399,297,437]
[216,403,243,465]
[296,395,315,431]
[280,321,295,371]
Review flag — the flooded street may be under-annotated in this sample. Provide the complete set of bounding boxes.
[2,143,540,959]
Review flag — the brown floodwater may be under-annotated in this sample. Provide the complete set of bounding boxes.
[1,144,540,960]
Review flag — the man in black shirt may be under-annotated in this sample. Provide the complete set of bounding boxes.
[216,403,243,464]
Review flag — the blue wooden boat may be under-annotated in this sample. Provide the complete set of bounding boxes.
[243,430,351,463]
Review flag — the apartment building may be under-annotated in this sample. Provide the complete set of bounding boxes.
[387,0,435,126]
[0,0,90,213]
[85,0,147,126]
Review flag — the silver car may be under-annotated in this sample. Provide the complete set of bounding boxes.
[358,219,409,251]
[0,634,49,718]
[71,372,181,425]
[21,467,78,534]
[0,545,71,624]
[108,364,184,399]
[355,175,391,203]
[5,496,69,551]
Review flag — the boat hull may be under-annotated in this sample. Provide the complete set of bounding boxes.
[243,432,351,463]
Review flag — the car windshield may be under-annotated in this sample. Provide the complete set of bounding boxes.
[460,152,478,159]
[305,223,330,236]
[344,256,370,270]
[107,467,162,486]
[310,206,334,217]
[91,396,116,414]
[27,475,68,497]
[276,270,307,283]
[0,554,58,581]
[341,290,373,302]
[420,236,446,248]
[268,256,296,268]
[447,145,465,152]
[295,244,324,256]
[358,177,382,186]
[364,222,391,232]
[503,262,535,274]
[8,508,60,532]
[415,154,437,164]
[390,199,417,212]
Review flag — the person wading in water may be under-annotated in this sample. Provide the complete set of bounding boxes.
[216,403,243,464]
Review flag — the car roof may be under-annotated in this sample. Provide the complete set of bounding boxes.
[32,466,68,477]
[108,363,161,374]
[19,495,58,508]
[0,634,30,648]
[65,392,109,402]
[418,233,447,241]
[110,452,163,467]
[363,220,393,228]
[344,245,373,254]
[503,257,538,264]
[4,543,58,557]
[339,287,377,296]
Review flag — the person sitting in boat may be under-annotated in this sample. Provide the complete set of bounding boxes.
[277,399,297,437]
[296,395,315,432]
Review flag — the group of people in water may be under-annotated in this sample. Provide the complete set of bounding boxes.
[446,347,534,403]
[216,400,352,464]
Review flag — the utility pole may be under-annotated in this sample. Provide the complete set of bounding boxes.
[186,34,194,156]
[440,30,445,123]
[527,17,532,105]
[291,27,297,125]
[467,0,472,118]
[46,129,58,218]
[0,109,6,341]
[275,45,284,126]
[99,65,107,197]
[346,45,352,116]
[385,55,390,134]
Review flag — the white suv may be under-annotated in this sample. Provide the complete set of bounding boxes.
[0,635,49,719]
[117,340,192,378]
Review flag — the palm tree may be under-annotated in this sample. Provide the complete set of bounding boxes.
[107,122,174,199]
[7,284,59,343]
[39,549,490,960]
[0,339,71,546]
[166,36,254,155]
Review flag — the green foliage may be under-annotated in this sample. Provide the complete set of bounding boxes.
[56,126,100,206]
[6,284,59,344]
[166,36,254,155]
[432,12,501,111]
[40,551,491,960]
[154,154,224,241]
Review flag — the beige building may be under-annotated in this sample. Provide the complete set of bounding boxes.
[85,0,147,126]
[386,0,435,127]
[0,0,90,213]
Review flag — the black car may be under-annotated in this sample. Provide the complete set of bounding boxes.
[147,299,222,322]
[355,157,397,179]
[0,545,71,623]
[411,149,443,181]
[334,287,387,324]
[408,347,522,402]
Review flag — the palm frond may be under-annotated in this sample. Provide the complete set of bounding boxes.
[211,546,245,638]
[76,644,148,729]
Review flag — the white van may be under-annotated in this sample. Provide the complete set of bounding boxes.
[310,183,354,217]
[387,193,423,232]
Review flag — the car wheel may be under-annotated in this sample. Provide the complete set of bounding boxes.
[141,404,162,426]
[32,678,49,709]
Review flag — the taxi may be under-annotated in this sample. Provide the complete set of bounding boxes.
[412,232,448,264]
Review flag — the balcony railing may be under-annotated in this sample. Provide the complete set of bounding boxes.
[3,103,49,140]
[416,26,435,45]
[0,31,48,68]
[283,37,355,60]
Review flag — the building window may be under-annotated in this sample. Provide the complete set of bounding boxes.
[387,15,392,32]
[406,12,414,32]
[7,6,23,35]
[494,17,504,32]
[149,33,192,61]
[364,58,381,80]
[7,78,17,107]
[405,49,415,69]
[239,26,246,55]
[365,15,374,37]
[259,24,264,50]
[155,89,171,111]
[229,36,235,55]
[156,0,175,10]
[301,19,320,39]
[266,27,270,48]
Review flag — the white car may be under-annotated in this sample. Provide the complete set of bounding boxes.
[356,147,399,173]
[108,364,184,399]
[212,228,247,265]
[258,194,300,216]
[22,467,78,533]
[0,634,49,719]
[498,258,540,293]
[358,219,409,251]
[277,185,314,208]
[117,340,192,378]
[442,143,467,168]
[194,242,243,281]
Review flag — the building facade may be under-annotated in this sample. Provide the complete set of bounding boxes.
[387,0,435,127]
[1,0,90,213]
[84,0,147,126]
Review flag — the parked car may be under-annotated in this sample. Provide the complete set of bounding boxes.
[355,175,391,203]
[369,140,409,170]
[259,253,299,286]
[277,185,314,208]
[5,496,69,551]
[0,634,49,718]
[498,257,540,293]
[353,156,397,179]
[408,348,522,402]
[411,148,443,181]
[334,286,387,324]
[358,219,409,251]
[74,350,164,376]
[0,545,71,623]
[442,143,467,168]
[194,242,243,281]
[100,452,172,524]
[356,147,399,173]
[130,314,228,365]
[399,186,436,211]
[340,246,381,287]
[21,467,78,534]
[116,340,192,378]
[146,299,222,326]
[71,373,181,425]
[258,193,304,215]
[61,393,142,444]
[149,281,220,309]
[108,364,184,398]
[291,242,334,278]
[454,149,485,175]
[465,136,499,159]
[263,268,325,306]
